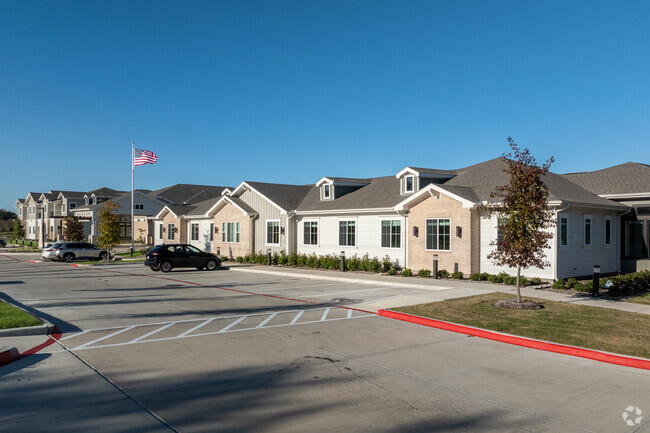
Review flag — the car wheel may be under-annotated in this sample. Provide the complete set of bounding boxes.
[205,259,218,271]
[98,251,108,261]
[63,253,74,263]
[150,263,161,271]
[160,261,172,273]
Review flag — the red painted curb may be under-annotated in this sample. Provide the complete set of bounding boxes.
[378,309,650,371]
[0,347,20,367]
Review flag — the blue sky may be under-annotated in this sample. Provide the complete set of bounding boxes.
[2,0,649,212]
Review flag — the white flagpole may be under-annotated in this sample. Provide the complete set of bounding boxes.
[131,141,135,257]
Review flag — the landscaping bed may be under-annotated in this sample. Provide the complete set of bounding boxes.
[393,292,650,359]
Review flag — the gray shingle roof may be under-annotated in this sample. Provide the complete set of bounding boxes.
[407,167,457,177]
[321,177,371,185]
[297,177,404,211]
[150,184,230,205]
[562,162,650,196]
[244,182,312,211]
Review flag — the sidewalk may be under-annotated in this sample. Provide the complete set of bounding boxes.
[225,262,650,315]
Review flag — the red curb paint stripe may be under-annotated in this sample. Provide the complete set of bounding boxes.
[20,330,62,357]
[0,348,20,367]
[378,309,650,371]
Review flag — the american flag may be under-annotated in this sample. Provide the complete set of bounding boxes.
[134,148,158,166]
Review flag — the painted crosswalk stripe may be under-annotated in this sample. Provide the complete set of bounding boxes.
[73,326,135,350]
[347,309,353,319]
[256,312,277,328]
[320,308,330,321]
[290,310,304,325]
[177,318,215,338]
[129,322,176,343]
[218,316,247,333]
[61,330,89,341]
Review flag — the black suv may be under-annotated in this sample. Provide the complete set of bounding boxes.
[144,244,221,273]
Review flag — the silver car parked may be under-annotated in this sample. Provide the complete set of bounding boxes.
[54,242,108,263]
[42,243,63,260]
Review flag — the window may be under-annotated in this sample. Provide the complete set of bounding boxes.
[584,215,592,246]
[497,218,506,251]
[323,184,331,199]
[168,223,175,240]
[624,221,643,258]
[267,220,280,245]
[604,216,611,246]
[426,218,451,250]
[134,203,144,210]
[339,221,356,246]
[159,224,163,239]
[304,221,318,245]
[210,223,214,241]
[191,223,199,241]
[559,216,568,247]
[381,220,401,248]
[222,222,240,243]
[69,202,76,210]
[405,175,414,193]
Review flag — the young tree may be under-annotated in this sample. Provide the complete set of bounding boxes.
[487,137,555,303]
[96,200,120,256]
[13,218,25,239]
[63,215,85,242]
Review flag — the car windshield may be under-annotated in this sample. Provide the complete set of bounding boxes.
[186,245,201,254]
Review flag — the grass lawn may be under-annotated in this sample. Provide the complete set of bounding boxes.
[393,292,650,359]
[626,292,650,305]
[0,302,42,330]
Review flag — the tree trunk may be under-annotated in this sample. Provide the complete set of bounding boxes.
[516,266,521,303]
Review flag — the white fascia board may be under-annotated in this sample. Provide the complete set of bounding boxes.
[395,184,476,210]
[221,188,232,196]
[296,207,397,216]
[315,177,334,187]
[600,192,650,200]
[185,214,212,220]
[395,167,418,178]
[231,181,250,196]
[206,196,257,218]
[554,200,631,211]
[154,206,174,220]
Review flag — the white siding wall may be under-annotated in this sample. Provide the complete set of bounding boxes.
[478,212,556,279]
[556,209,619,278]
[187,219,213,252]
[237,189,286,254]
[295,214,407,267]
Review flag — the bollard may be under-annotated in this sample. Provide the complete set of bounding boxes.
[432,254,438,279]
[340,251,346,272]
[592,265,600,297]
[267,249,272,266]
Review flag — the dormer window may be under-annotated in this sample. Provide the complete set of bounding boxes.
[405,175,415,193]
[323,184,331,199]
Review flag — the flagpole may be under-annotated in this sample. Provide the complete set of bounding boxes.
[131,141,135,257]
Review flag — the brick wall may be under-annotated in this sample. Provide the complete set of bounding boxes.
[212,203,251,258]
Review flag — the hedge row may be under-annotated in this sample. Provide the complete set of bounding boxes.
[552,270,650,297]
[222,251,543,285]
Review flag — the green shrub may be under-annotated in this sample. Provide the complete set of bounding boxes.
[552,279,566,290]
[566,278,578,289]
[236,256,244,263]
[503,276,517,285]
[470,273,481,281]
[387,268,398,276]
[451,271,463,280]
[346,255,360,271]
[487,274,500,284]
[278,250,288,265]
[530,277,542,285]
[573,281,592,293]
[479,273,490,281]
[418,269,431,278]
[437,269,450,278]
[519,276,529,286]
[496,272,510,283]
[382,255,393,273]
[401,268,413,277]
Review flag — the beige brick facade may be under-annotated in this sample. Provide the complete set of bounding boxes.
[212,202,252,258]
[161,213,187,244]
[407,192,479,276]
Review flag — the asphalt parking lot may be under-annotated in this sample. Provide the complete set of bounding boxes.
[1,254,649,432]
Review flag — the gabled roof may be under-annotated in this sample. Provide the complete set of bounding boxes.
[186,197,224,217]
[86,187,125,197]
[396,167,457,178]
[56,191,86,199]
[316,177,371,187]
[25,193,44,203]
[562,162,650,198]
[206,195,258,217]
[234,181,312,212]
[149,184,230,205]
[297,176,404,212]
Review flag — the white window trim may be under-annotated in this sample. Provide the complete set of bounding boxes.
[559,214,569,249]
[168,223,176,241]
[404,175,415,193]
[424,217,452,252]
[266,219,281,246]
[222,221,241,243]
[604,215,612,247]
[338,218,358,248]
[583,214,592,247]
[303,219,319,246]
[323,184,332,199]
[380,219,402,249]
[190,223,200,241]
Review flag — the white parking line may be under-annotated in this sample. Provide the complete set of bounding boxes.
[177,318,215,338]
[320,308,330,321]
[290,310,304,325]
[256,312,277,328]
[218,316,248,333]
[130,322,176,343]
[74,326,135,350]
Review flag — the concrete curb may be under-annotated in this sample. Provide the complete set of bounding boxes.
[227,266,455,291]
[378,309,650,371]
